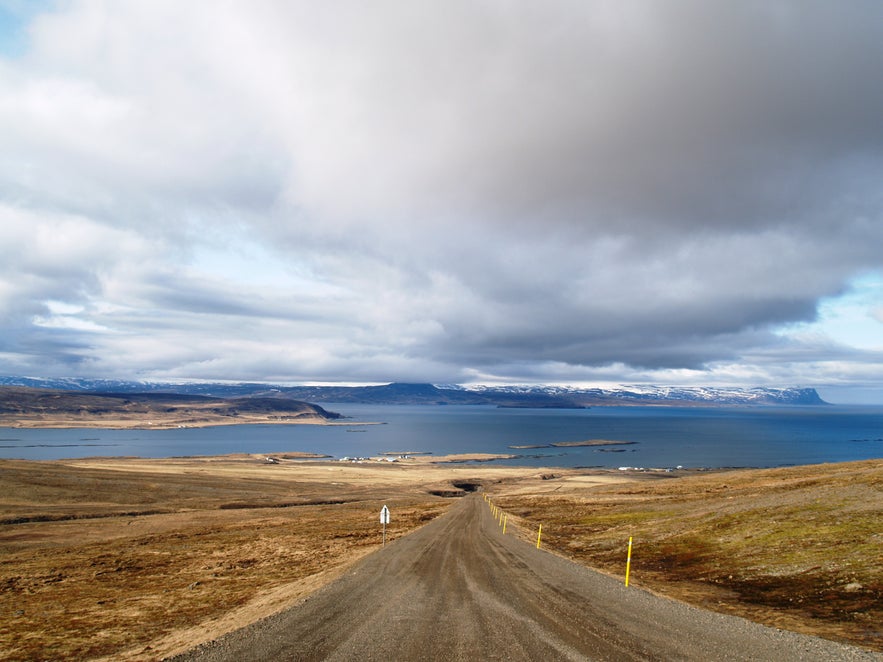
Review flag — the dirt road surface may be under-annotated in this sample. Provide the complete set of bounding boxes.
[172,495,879,661]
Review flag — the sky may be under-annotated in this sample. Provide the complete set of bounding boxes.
[2,1,883,403]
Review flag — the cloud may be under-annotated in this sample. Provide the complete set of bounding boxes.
[1,1,883,396]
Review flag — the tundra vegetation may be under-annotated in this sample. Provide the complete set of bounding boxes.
[0,456,879,659]
[491,459,882,651]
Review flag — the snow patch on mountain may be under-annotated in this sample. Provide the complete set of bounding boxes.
[449,383,827,405]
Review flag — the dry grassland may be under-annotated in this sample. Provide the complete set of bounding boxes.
[0,456,545,661]
[490,460,883,652]
[2,456,880,659]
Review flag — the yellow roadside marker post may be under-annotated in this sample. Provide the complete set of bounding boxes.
[536,524,543,549]
[502,515,508,534]
[625,536,633,586]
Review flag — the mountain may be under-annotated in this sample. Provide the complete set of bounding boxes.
[454,384,828,406]
[0,377,828,407]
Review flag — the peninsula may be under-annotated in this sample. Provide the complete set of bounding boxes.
[0,386,340,429]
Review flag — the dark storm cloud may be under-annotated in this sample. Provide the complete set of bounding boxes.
[269,1,883,234]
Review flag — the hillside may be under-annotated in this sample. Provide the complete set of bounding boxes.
[0,387,341,429]
[0,458,878,659]
[492,460,882,650]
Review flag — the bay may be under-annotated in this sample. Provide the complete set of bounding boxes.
[0,404,881,469]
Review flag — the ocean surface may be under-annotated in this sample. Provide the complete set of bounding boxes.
[1,404,881,468]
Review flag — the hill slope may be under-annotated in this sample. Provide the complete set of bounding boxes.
[0,387,340,429]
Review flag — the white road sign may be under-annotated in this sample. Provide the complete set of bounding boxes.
[380,505,390,524]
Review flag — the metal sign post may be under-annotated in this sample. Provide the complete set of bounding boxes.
[380,505,390,546]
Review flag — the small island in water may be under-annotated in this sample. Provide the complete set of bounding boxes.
[510,439,638,449]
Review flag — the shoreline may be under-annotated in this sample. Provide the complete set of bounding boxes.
[0,442,847,474]
[0,417,391,431]
[2,451,774,477]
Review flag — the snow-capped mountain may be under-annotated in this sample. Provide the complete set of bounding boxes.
[445,383,827,405]
[0,376,827,406]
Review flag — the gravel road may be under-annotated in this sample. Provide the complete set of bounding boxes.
[171,494,880,661]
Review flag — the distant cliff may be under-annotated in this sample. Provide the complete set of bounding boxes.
[451,384,829,407]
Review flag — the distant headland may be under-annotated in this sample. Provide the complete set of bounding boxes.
[0,386,341,429]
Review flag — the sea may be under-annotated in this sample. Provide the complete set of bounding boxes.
[1,404,882,469]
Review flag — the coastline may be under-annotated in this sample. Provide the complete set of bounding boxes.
[3,404,881,470]
[0,415,340,431]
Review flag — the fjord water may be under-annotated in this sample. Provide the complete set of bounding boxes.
[1,404,882,468]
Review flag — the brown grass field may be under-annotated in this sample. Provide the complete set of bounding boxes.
[0,455,554,660]
[0,455,880,659]
[488,459,882,652]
